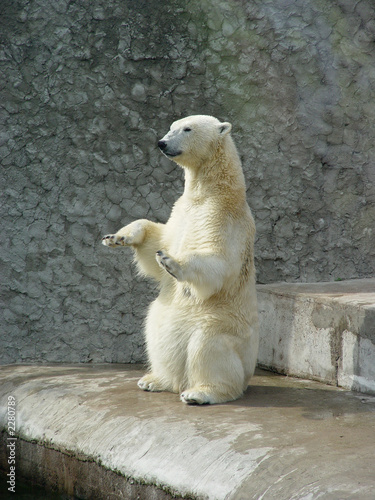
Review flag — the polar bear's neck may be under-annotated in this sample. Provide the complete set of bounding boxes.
[183,139,246,200]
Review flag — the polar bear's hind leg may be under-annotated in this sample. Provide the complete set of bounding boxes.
[181,334,246,405]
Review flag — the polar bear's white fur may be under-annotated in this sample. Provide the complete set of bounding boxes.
[102,115,259,404]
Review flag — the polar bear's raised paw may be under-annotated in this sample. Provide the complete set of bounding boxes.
[156,250,182,280]
[102,221,147,248]
[102,234,128,247]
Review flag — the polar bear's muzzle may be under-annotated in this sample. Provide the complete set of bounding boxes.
[158,140,181,158]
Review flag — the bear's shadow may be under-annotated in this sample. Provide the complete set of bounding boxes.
[226,378,375,419]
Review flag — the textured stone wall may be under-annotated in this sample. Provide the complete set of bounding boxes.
[1,0,374,363]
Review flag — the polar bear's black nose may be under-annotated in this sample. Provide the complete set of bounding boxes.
[158,140,167,151]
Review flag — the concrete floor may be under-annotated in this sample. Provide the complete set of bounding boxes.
[1,364,375,499]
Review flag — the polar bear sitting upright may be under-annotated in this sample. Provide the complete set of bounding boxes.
[102,115,259,404]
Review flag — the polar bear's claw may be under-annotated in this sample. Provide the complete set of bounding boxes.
[102,234,129,247]
[102,234,121,247]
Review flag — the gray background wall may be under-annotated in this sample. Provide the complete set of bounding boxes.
[1,0,374,364]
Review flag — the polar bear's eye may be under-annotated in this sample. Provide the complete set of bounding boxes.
[184,127,192,132]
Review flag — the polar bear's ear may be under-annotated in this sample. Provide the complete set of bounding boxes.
[218,122,232,136]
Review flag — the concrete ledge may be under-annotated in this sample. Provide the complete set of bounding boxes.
[1,364,375,499]
[257,278,375,394]
[0,434,173,499]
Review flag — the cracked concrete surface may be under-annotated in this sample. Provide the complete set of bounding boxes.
[1,0,375,364]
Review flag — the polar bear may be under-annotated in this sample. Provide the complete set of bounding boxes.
[102,115,259,404]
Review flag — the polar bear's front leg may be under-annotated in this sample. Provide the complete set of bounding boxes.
[102,219,165,281]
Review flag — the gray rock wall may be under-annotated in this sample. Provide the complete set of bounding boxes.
[1,0,374,363]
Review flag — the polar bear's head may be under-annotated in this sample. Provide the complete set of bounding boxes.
[158,115,232,169]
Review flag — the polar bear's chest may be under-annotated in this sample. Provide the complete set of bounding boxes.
[164,200,218,256]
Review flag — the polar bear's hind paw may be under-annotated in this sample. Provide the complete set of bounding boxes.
[138,375,163,392]
[180,390,212,405]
